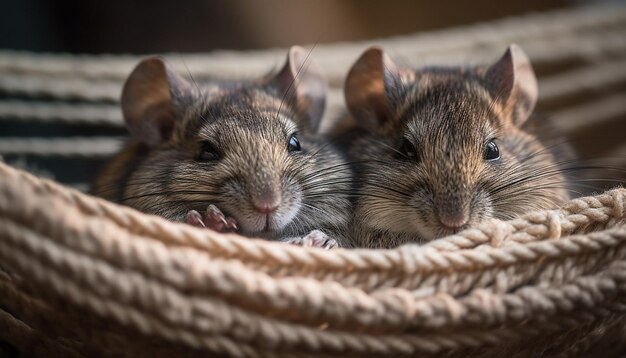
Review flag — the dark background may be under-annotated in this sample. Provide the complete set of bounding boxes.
[1,0,572,54]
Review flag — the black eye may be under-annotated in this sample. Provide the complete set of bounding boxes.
[199,142,220,161]
[483,140,500,161]
[288,134,301,153]
[398,138,417,159]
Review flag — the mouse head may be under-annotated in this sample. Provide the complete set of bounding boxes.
[345,44,566,242]
[119,47,349,238]
[122,46,326,146]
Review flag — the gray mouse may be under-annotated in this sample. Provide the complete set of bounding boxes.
[93,46,352,248]
[342,44,570,248]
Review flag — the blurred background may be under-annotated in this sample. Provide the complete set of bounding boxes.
[0,0,624,195]
[2,0,574,53]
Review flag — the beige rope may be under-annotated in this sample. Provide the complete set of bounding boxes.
[3,31,626,104]
[0,100,122,125]
[3,206,625,332]
[0,160,625,356]
[550,92,626,133]
[2,239,623,357]
[0,272,90,357]
[0,137,123,157]
[4,57,626,122]
[1,162,623,280]
[0,161,623,301]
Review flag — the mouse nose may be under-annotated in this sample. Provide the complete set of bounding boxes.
[438,209,469,230]
[253,201,279,214]
[251,187,281,214]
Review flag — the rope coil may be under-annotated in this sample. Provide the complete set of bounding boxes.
[0,161,625,357]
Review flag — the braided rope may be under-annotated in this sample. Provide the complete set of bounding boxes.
[2,30,626,104]
[0,137,123,157]
[0,160,625,356]
[1,162,623,279]
[550,92,626,133]
[0,100,122,125]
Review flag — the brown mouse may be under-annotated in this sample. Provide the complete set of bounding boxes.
[342,44,570,248]
[93,46,353,248]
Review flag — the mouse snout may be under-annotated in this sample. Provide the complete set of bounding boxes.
[438,209,469,230]
[251,186,281,214]
[435,193,470,231]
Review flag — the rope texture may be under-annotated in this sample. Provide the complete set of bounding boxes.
[0,161,625,357]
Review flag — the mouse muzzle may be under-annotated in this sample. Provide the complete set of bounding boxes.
[433,192,472,234]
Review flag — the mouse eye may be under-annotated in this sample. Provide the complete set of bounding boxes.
[198,142,220,161]
[288,134,301,153]
[483,140,500,161]
[398,138,417,159]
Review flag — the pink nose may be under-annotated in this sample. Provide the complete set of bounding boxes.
[252,188,281,214]
[438,210,469,230]
[253,201,279,214]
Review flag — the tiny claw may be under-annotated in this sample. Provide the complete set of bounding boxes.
[323,238,338,250]
[206,205,225,220]
[225,217,238,230]
[205,205,227,231]
[285,230,338,249]
[196,204,239,232]
[186,210,206,228]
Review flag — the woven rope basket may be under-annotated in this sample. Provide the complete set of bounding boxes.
[1,4,626,357]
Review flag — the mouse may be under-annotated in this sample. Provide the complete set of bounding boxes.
[341,44,571,248]
[92,46,353,248]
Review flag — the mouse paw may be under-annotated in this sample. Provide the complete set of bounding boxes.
[186,210,206,228]
[285,230,338,249]
[185,205,238,232]
[204,204,238,232]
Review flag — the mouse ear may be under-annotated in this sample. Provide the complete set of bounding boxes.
[485,44,538,127]
[270,46,327,133]
[121,57,193,147]
[344,46,410,135]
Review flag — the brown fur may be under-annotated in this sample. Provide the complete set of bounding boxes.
[93,49,352,243]
[343,45,570,248]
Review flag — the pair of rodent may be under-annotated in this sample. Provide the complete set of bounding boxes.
[93,44,569,249]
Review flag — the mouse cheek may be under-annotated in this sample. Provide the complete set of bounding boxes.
[407,187,437,237]
[276,183,302,229]
[219,180,253,230]
[471,189,494,223]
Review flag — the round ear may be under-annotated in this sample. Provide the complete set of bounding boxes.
[485,44,538,127]
[121,57,192,147]
[344,46,409,135]
[270,46,327,133]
